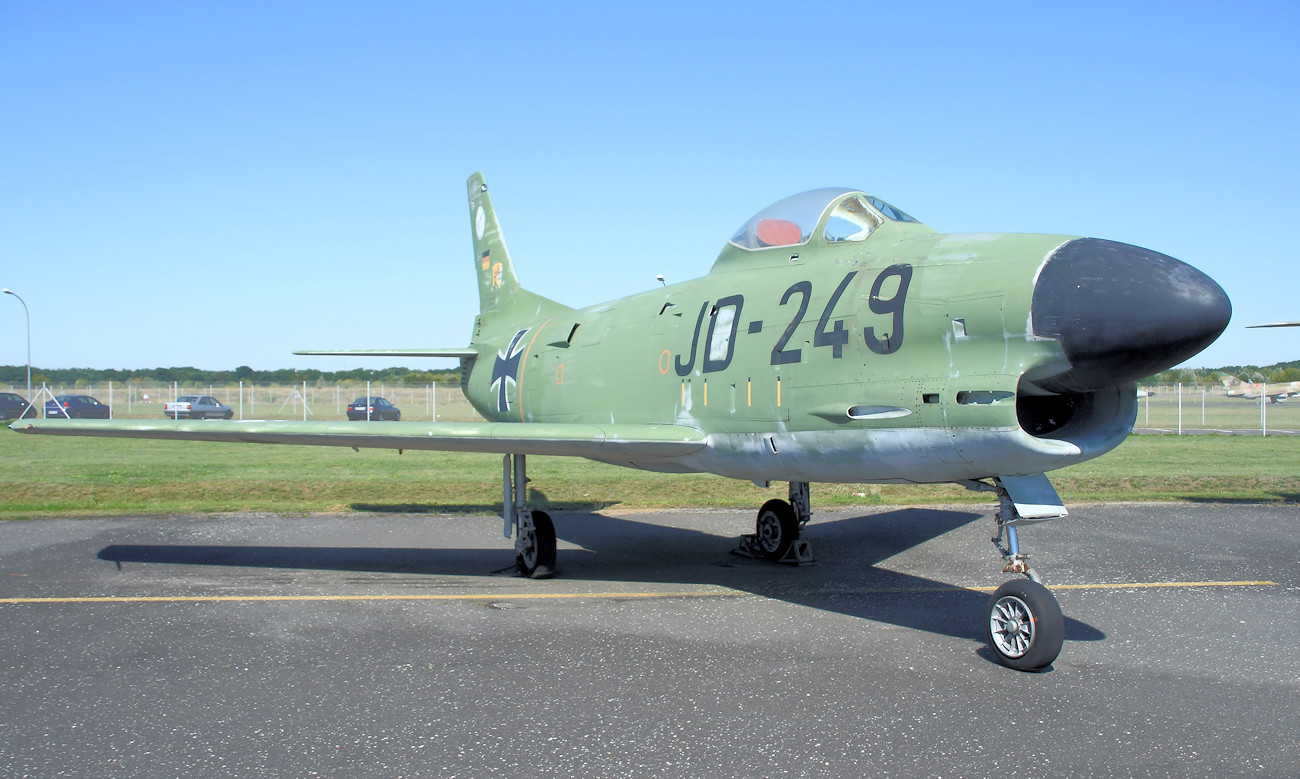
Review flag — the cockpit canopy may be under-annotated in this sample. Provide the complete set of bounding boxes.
[727,187,922,251]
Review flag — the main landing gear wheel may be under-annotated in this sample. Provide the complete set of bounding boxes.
[755,499,799,561]
[516,510,556,579]
[986,578,1064,672]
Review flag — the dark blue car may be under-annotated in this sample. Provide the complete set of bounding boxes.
[44,394,111,419]
[0,392,37,420]
[346,396,401,421]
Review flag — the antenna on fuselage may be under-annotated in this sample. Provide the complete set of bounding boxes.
[656,274,666,286]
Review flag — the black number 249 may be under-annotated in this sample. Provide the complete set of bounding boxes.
[770,264,912,365]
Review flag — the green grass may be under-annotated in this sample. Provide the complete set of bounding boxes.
[4,426,1300,519]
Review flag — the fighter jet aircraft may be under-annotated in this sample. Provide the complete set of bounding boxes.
[1224,323,1300,401]
[1221,376,1300,403]
[10,173,1231,671]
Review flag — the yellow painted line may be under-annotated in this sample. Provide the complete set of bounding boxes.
[973,580,1278,592]
[1049,580,1276,591]
[771,581,1279,595]
[0,589,746,605]
[0,581,1278,605]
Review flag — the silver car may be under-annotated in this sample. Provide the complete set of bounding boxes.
[165,395,234,420]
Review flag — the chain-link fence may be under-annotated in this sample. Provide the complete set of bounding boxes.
[1134,383,1300,434]
[6,381,484,422]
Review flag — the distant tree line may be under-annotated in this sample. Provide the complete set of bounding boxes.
[0,364,462,388]
[1139,360,1300,385]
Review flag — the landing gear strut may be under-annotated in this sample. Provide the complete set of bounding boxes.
[735,481,815,564]
[503,454,555,578]
[964,475,1066,671]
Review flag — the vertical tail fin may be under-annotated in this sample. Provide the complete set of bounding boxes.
[467,172,568,318]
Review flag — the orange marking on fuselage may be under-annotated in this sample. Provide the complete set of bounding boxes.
[518,317,556,422]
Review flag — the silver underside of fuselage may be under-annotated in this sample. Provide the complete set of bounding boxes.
[616,426,1086,483]
[619,386,1138,484]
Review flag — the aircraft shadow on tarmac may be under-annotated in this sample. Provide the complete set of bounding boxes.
[1187,493,1300,505]
[348,498,619,514]
[97,507,1103,657]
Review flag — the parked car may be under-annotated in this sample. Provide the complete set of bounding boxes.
[165,395,234,420]
[0,392,37,420]
[346,396,401,421]
[44,394,111,419]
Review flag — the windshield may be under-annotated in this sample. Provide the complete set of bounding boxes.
[866,195,920,223]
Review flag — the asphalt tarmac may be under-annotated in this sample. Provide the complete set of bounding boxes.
[1,503,1296,777]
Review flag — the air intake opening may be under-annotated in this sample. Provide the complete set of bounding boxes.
[1016,380,1137,446]
[1017,393,1083,437]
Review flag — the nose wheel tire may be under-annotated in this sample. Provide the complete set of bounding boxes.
[755,499,799,561]
[986,578,1064,671]
[516,510,556,579]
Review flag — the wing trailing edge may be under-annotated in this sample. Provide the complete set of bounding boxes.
[9,418,707,460]
[293,348,478,359]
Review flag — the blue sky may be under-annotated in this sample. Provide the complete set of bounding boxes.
[2,1,1297,374]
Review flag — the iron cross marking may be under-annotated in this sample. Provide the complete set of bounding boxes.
[491,329,530,413]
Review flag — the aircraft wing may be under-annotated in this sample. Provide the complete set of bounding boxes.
[7,418,706,460]
[293,348,478,358]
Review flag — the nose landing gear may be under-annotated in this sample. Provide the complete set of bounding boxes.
[965,475,1067,671]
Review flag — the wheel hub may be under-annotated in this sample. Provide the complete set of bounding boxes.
[519,529,538,567]
[990,595,1035,658]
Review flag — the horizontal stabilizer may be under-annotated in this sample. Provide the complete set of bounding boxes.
[9,418,707,461]
[294,348,478,359]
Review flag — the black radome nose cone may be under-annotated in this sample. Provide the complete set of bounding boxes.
[1031,238,1231,394]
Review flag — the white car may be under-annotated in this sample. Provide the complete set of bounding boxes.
[165,395,233,420]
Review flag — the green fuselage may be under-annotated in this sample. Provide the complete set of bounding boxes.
[462,222,1132,484]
